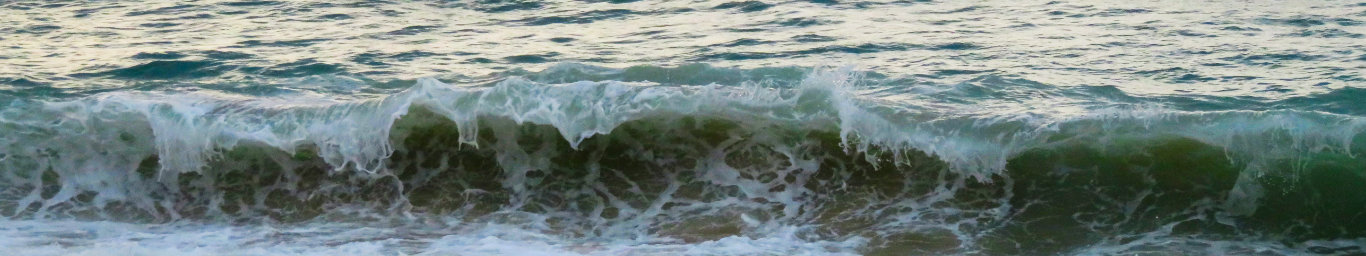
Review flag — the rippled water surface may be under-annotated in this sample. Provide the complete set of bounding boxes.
[5,1,1365,97]
[2,1,1366,255]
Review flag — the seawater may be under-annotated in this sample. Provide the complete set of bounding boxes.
[2,1,1366,255]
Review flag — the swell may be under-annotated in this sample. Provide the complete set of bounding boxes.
[1,68,1365,254]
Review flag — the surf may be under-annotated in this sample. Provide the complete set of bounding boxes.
[1,65,1364,254]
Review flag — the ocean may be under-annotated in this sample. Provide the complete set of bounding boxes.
[2,0,1366,255]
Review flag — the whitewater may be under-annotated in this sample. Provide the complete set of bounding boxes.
[3,0,1366,255]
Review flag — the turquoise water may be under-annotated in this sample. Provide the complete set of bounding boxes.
[2,1,1366,255]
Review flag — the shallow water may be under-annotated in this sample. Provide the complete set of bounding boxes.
[2,0,1366,255]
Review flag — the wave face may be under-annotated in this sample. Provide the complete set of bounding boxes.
[2,64,1365,255]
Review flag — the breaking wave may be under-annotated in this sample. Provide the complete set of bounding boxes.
[2,66,1364,254]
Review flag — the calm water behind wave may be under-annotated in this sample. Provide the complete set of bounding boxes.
[3,1,1364,98]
